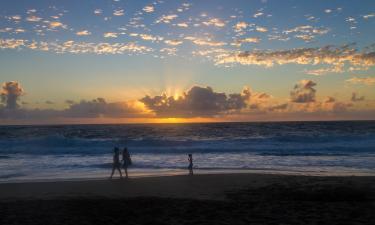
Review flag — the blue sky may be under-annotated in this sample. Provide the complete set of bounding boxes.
[0,0,374,123]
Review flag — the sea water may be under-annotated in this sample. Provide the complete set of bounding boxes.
[0,121,375,182]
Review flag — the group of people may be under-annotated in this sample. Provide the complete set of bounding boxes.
[109,147,132,179]
[110,147,194,178]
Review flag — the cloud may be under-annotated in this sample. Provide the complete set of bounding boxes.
[103,32,118,38]
[253,12,264,18]
[304,66,344,76]
[0,82,147,120]
[94,9,102,15]
[0,39,26,49]
[49,21,65,29]
[214,44,375,73]
[139,34,162,42]
[185,37,226,47]
[160,47,177,56]
[139,86,270,117]
[283,25,329,42]
[176,22,189,28]
[324,9,332,14]
[156,14,178,24]
[63,98,143,118]
[26,15,42,22]
[255,26,268,32]
[290,80,317,103]
[232,37,260,47]
[164,39,183,46]
[363,13,374,19]
[324,96,336,103]
[113,9,124,16]
[1,81,24,109]
[143,5,154,13]
[346,76,375,85]
[351,92,365,102]
[140,86,252,117]
[268,103,288,112]
[76,30,91,36]
[233,21,249,32]
[202,18,226,27]
[0,39,152,55]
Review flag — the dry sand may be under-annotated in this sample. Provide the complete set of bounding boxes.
[1,173,374,224]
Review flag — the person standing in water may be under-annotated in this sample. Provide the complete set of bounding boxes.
[122,147,132,178]
[188,154,193,175]
[110,147,123,179]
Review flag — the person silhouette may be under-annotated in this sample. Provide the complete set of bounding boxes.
[122,147,132,178]
[110,147,123,179]
[188,154,193,175]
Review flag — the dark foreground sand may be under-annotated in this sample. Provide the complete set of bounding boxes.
[1,173,375,225]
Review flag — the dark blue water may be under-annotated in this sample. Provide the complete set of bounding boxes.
[0,121,374,181]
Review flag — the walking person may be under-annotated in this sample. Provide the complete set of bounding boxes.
[122,147,132,178]
[110,147,123,179]
[188,154,193,175]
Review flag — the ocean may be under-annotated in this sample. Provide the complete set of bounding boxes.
[0,121,374,182]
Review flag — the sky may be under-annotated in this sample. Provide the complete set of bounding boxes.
[0,0,375,124]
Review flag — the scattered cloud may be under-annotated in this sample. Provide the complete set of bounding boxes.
[156,14,178,24]
[234,21,249,32]
[143,5,154,13]
[185,37,226,47]
[232,37,260,47]
[176,22,189,28]
[202,18,226,27]
[103,32,118,38]
[362,13,374,19]
[49,21,65,29]
[113,9,124,16]
[139,34,162,42]
[255,26,268,32]
[26,15,42,22]
[76,30,91,36]
[214,44,375,73]
[0,39,26,49]
[253,12,264,18]
[94,9,102,15]
[164,39,183,46]
[346,76,375,85]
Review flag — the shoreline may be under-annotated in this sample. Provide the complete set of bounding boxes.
[2,168,375,184]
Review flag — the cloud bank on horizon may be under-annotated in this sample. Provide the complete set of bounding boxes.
[1,80,373,123]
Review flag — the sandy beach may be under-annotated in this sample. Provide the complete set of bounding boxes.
[1,173,374,224]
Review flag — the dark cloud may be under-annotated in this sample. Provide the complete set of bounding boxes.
[324,96,335,103]
[290,80,317,103]
[268,103,288,112]
[0,81,145,120]
[140,86,255,117]
[65,100,75,105]
[0,81,24,109]
[63,98,143,118]
[351,92,365,102]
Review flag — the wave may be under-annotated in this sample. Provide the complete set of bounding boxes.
[0,133,375,155]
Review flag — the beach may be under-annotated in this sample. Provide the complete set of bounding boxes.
[1,173,374,225]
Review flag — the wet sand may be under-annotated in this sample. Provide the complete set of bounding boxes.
[1,173,374,224]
